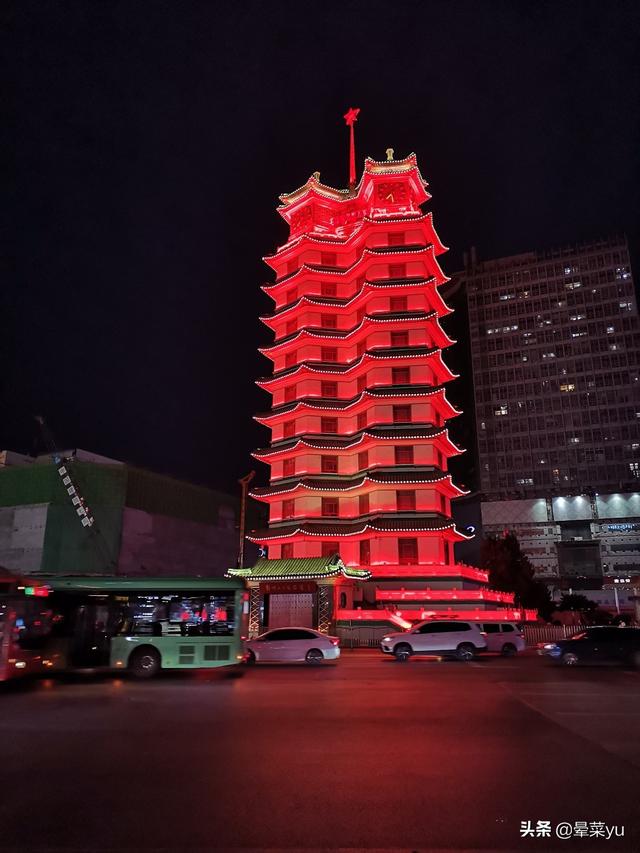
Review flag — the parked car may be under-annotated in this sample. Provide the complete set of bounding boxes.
[477,622,525,656]
[380,620,488,662]
[539,626,640,667]
[246,628,340,664]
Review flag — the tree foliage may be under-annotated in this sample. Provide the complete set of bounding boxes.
[480,533,553,620]
[556,593,597,612]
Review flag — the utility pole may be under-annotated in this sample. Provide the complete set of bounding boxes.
[237,471,255,569]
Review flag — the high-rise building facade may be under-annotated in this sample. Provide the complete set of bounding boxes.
[456,236,640,585]
[245,152,533,627]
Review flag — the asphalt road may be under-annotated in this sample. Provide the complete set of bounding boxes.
[0,653,639,853]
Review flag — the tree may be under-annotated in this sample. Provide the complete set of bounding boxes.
[480,533,553,620]
[556,593,597,612]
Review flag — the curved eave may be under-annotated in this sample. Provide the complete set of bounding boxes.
[247,518,471,544]
[254,385,460,425]
[256,346,455,388]
[262,212,447,271]
[259,283,452,336]
[252,426,465,461]
[258,311,442,357]
[250,473,468,502]
[261,243,437,293]
[278,179,352,209]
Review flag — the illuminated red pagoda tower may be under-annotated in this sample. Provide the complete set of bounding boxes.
[248,143,532,628]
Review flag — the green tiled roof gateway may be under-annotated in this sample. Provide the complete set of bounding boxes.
[226,553,370,581]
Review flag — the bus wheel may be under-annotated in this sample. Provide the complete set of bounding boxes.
[129,647,161,679]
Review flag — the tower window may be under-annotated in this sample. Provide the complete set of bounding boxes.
[322,497,339,517]
[284,385,296,402]
[388,232,405,246]
[286,287,297,303]
[320,252,337,266]
[358,450,369,470]
[321,540,340,557]
[321,282,337,297]
[283,458,295,476]
[392,367,410,385]
[357,375,367,393]
[391,331,409,347]
[321,313,337,329]
[281,543,294,559]
[389,263,406,279]
[286,319,297,335]
[390,296,408,312]
[283,421,295,438]
[393,405,411,423]
[359,493,370,514]
[321,347,338,362]
[321,417,338,434]
[321,381,338,397]
[396,490,416,511]
[394,445,414,464]
[285,352,296,368]
[398,537,418,565]
[282,499,295,519]
[321,455,338,473]
[357,412,367,430]
[359,539,371,565]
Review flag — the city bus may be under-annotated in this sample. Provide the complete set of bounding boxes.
[4,576,249,679]
[0,571,52,682]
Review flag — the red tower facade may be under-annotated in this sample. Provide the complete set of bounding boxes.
[250,152,532,624]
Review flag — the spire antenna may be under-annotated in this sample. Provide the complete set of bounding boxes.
[343,107,360,189]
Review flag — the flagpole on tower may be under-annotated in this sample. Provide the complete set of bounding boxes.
[343,107,360,189]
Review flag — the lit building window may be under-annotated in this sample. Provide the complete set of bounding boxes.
[559,383,576,392]
[494,404,508,416]
[629,463,640,479]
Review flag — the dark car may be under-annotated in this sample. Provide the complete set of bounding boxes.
[540,626,640,667]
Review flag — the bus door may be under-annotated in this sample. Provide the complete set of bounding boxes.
[0,598,10,680]
[70,601,115,668]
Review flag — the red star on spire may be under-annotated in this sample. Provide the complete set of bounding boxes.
[343,107,360,127]
[343,107,361,187]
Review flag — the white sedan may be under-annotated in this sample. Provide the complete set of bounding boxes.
[246,627,340,664]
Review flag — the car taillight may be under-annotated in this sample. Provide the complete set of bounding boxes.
[480,631,487,637]
[331,639,340,646]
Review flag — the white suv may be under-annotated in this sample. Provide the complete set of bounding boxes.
[380,620,488,662]
[477,622,525,656]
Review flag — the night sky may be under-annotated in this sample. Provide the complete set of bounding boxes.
[6,0,640,496]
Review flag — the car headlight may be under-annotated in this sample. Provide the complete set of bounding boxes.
[543,643,559,650]
[382,636,392,642]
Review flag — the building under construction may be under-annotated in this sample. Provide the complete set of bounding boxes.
[0,449,238,577]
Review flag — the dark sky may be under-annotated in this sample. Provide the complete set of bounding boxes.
[6,0,640,495]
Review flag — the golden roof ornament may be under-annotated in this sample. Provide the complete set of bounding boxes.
[386,148,395,161]
[312,171,320,181]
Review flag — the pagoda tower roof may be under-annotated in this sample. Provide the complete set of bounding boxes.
[250,468,468,501]
[252,425,465,461]
[247,514,473,543]
[226,553,370,581]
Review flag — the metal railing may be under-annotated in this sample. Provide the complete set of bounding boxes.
[523,624,588,647]
[337,623,591,649]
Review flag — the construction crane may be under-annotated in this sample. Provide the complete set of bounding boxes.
[34,416,117,572]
